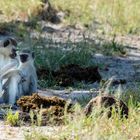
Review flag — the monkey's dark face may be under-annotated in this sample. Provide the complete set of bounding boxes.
[20,54,29,63]
[18,49,34,64]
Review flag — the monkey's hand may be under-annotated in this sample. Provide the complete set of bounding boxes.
[19,71,27,83]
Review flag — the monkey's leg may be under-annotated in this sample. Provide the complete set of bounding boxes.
[8,75,21,105]
[0,79,3,94]
[0,78,8,103]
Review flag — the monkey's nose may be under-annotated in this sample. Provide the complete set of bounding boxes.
[20,54,28,63]
[10,48,17,59]
[12,48,17,52]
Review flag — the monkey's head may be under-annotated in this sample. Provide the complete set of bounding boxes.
[0,37,17,59]
[18,49,35,64]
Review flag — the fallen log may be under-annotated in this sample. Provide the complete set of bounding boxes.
[37,89,99,102]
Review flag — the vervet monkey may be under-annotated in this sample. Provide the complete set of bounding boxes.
[0,49,37,104]
[0,37,18,101]
[0,37,18,74]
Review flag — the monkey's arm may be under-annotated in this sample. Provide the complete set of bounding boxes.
[0,60,18,76]
[6,75,21,104]
[0,69,20,80]
[29,74,38,93]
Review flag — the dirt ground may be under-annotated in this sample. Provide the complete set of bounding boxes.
[0,120,62,140]
[37,64,101,87]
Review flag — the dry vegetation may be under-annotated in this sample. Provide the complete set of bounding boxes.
[24,103,140,140]
[0,0,41,21]
[50,0,140,34]
[0,0,139,34]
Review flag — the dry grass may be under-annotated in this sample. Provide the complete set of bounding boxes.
[24,104,140,140]
[50,0,140,34]
[0,0,42,21]
[0,0,139,34]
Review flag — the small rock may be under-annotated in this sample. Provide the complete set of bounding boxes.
[84,95,128,118]
[42,26,58,33]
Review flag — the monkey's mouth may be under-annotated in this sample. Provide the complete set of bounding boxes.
[9,52,17,59]
[9,49,17,59]
[20,54,28,63]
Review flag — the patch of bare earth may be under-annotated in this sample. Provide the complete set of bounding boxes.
[0,120,63,140]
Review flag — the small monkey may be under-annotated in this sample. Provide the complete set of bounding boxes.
[0,49,37,104]
[0,38,18,102]
[0,37,18,74]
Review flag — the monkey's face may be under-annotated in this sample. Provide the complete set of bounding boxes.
[9,47,17,59]
[19,54,29,63]
[18,49,34,64]
[0,38,17,59]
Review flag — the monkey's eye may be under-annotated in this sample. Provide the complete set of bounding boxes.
[12,48,17,53]
[3,39,10,47]
[20,54,28,63]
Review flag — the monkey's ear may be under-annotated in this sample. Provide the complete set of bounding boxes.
[3,39,10,47]
[9,38,17,46]
[32,52,35,58]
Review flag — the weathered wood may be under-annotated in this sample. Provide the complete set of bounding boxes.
[37,89,99,102]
